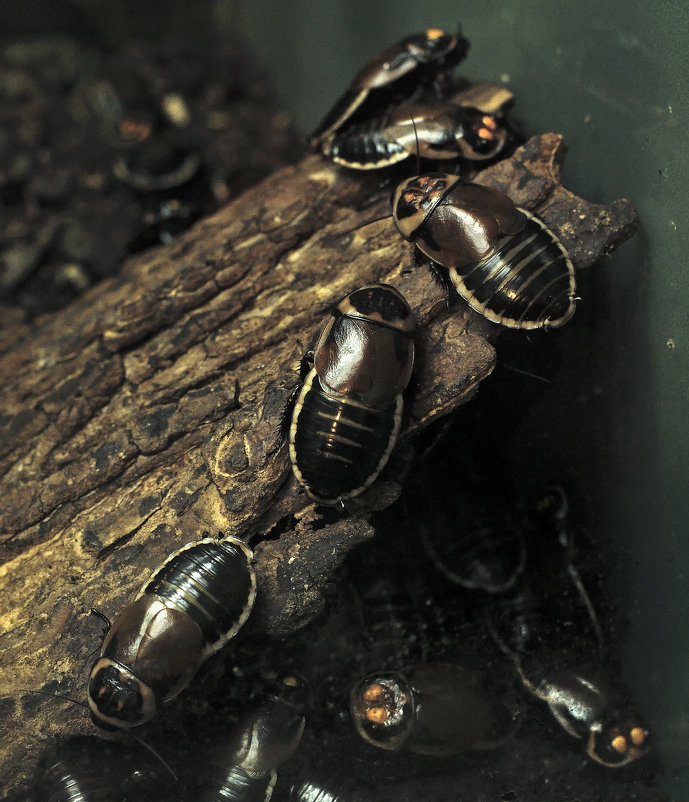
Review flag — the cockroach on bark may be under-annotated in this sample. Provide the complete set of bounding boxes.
[321,100,508,170]
[287,284,415,506]
[310,28,469,149]
[392,173,577,330]
[88,535,256,729]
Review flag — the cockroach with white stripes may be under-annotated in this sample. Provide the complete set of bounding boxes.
[287,284,415,506]
[88,535,256,729]
[392,173,577,330]
[321,101,508,170]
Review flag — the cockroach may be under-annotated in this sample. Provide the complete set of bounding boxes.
[88,535,256,729]
[310,28,469,148]
[287,284,415,506]
[392,173,576,329]
[349,662,511,755]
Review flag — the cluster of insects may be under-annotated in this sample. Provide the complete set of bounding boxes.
[31,27,649,801]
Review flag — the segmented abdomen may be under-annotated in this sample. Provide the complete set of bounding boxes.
[142,539,255,647]
[450,211,575,329]
[327,120,406,168]
[290,372,402,504]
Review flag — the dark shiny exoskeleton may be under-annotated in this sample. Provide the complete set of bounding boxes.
[181,671,308,802]
[349,662,510,755]
[88,535,256,729]
[33,735,170,802]
[392,173,576,329]
[288,284,415,506]
[487,488,650,767]
[289,775,379,802]
[322,101,508,170]
[310,28,469,148]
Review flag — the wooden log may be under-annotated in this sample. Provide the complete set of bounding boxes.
[0,132,638,792]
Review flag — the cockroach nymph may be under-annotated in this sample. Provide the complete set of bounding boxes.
[181,671,308,802]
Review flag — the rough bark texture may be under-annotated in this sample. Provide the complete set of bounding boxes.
[0,133,638,793]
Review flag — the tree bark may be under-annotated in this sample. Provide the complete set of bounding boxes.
[0,132,638,792]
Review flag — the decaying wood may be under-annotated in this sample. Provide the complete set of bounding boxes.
[0,132,637,792]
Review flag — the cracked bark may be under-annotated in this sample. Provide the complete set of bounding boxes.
[0,132,638,793]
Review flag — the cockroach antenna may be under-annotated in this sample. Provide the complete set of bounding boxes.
[411,114,422,175]
[20,688,179,781]
[128,731,179,782]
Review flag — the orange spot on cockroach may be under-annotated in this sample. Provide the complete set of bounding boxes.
[366,705,388,724]
[362,683,384,702]
[481,115,497,130]
[611,734,628,754]
[426,29,445,39]
[630,727,647,747]
[478,127,496,140]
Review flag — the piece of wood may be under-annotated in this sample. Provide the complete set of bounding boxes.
[0,132,637,792]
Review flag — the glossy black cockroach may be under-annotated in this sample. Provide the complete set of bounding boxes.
[287,284,415,506]
[392,173,577,329]
[310,28,469,148]
[181,671,308,802]
[88,535,256,729]
[321,101,508,170]
[349,662,510,755]
[486,488,649,767]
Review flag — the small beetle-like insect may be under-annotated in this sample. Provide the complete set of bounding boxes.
[88,535,256,729]
[349,662,510,755]
[288,284,415,506]
[321,101,508,170]
[392,173,576,329]
[310,28,469,148]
